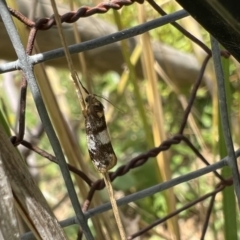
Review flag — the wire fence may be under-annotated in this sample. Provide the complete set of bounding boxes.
[0,0,239,239]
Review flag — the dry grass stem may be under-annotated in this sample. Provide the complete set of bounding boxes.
[103,173,127,240]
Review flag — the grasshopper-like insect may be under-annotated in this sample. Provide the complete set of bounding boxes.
[75,76,117,173]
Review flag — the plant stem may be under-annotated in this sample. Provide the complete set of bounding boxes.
[103,173,126,240]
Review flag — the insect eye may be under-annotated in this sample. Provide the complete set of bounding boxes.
[85,96,90,103]
[93,103,102,111]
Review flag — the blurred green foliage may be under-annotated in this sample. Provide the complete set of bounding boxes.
[1,0,240,239]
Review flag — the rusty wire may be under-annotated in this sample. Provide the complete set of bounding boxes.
[9,0,144,30]
[0,0,238,239]
[128,183,226,240]
[13,28,38,146]
[0,9,188,73]
[0,1,93,238]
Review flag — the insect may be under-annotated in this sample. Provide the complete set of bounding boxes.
[78,83,125,239]
[75,76,117,173]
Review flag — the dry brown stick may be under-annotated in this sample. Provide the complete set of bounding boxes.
[0,125,66,239]
[49,0,126,238]
[103,173,126,240]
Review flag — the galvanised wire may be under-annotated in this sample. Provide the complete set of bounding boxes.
[0,1,93,239]
[147,0,211,55]
[19,131,227,213]
[211,36,240,207]
[0,9,189,73]
[0,0,239,239]
[22,152,235,240]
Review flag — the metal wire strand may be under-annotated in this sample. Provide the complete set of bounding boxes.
[0,1,93,238]
[1,0,239,239]
[211,36,240,208]
[21,153,234,240]
[20,140,93,186]
[9,0,145,30]
[128,184,225,239]
[147,0,212,55]
[0,9,189,73]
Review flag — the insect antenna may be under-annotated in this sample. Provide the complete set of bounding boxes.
[94,94,124,114]
[75,72,89,95]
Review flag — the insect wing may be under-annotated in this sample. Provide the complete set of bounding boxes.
[85,95,117,173]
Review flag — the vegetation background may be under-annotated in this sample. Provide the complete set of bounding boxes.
[1,0,240,239]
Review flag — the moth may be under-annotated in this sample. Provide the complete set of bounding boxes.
[75,77,125,239]
[78,81,117,173]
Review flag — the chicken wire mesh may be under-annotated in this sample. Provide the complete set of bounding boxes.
[0,0,240,239]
